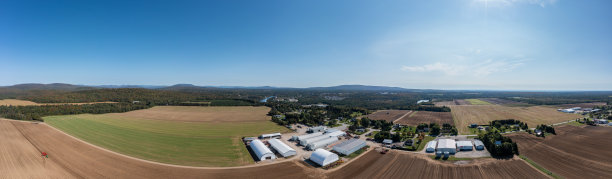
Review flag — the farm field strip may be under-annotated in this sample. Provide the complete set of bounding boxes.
[508,125,612,179]
[450,105,581,134]
[44,106,289,167]
[367,110,412,122]
[0,99,117,106]
[465,99,492,105]
[328,150,549,178]
[395,111,453,126]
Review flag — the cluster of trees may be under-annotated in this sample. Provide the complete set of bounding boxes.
[416,123,457,136]
[350,118,394,132]
[0,103,152,121]
[489,119,528,131]
[536,124,556,135]
[478,131,519,157]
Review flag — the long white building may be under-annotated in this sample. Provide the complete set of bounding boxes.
[292,132,323,141]
[310,149,339,167]
[333,139,366,156]
[425,141,437,153]
[250,140,276,161]
[456,141,473,151]
[268,138,296,157]
[436,139,456,154]
[300,134,331,146]
[307,137,338,150]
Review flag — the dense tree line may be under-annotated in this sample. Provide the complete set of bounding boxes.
[478,131,519,157]
[489,119,528,130]
[535,125,556,135]
[0,103,152,121]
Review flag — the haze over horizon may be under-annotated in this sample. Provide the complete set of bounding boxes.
[2,0,611,90]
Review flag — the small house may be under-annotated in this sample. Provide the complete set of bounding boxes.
[382,139,393,145]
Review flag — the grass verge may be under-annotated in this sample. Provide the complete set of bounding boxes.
[520,155,562,179]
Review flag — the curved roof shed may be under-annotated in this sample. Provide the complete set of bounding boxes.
[250,140,276,161]
[310,149,339,167]
[268,138,296,157]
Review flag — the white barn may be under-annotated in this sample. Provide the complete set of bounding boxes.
[250,140,276,161]
[300,134,332,146]
[307,137,338,150]
[425,141,437,153]
[436,139,456,154]
[310,149,339,167]
[333,139,367,156]
[260,133,281,139]
[293,132,323,142]
[456,141,473,151]
[326,131,346,138]
[268,138,296,157]
[473,140,485,150]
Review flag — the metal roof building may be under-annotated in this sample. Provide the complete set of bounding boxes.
[382,139,393,144]
[292,132,323,142]
[268,138,296,157]
[436,139,456,154]
[307,137,338,150]
[300,134,332,146]
[307,126,327,133]
[333,139,366,156]
[309,149,339,167]
[325,128,340,133]
[456,141,473,151]
[326,131,346,138]
[250,140,276,161]
[425,141,437,153]
[473,140,485,150]
[260,133,281,139]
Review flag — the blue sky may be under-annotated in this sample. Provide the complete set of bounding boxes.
[1,0,611,90]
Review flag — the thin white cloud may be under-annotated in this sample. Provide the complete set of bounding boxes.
[401,59,524,77]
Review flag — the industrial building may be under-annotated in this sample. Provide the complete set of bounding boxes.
[268,138,296,157]
[307,137,338,150]
[307,126,327,133]
[333,139,366,156]
[325,128,340,133]
[436,139,456,155]
[425,141,437,153]
[456,141,473,151]
[474,140,485,150]
[292,132,323,141]
[300,134,332,146]
[250,140,276,161]
[309,149,339,167]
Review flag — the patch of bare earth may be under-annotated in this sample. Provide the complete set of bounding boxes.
[367,110,412,123]
[395,111,453,126]
[111,106,272,122]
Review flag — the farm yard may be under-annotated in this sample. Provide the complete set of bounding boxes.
[508,125,612,179]
[394,111,453,126]
[367,110,413,123]
[44,106,290,167]
[450,105,581,134]
[1,119,319,178]
[328,150,548,178]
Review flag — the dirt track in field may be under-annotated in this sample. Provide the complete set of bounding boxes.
[328,150,549,179]
[367,110,412,123]
[395,111,453,126]
[508,125,612,179]
[112,106,272,122]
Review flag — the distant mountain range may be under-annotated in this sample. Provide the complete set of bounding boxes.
[0,83,416,91]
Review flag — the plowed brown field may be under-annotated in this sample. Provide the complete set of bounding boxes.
[508,125,612,179]
[395,111,453,126]
[329,150,548,179]
[367,110,412,123]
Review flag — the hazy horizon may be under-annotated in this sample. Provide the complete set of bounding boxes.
[2,0,611,90]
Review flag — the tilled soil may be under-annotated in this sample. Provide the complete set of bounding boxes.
[328,150,549,179]
[395,111,453,126]
[367,110,413,123]
[508,125,612,179]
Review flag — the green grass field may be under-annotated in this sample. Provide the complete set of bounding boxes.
[45,111,289,167]
[465,99,492,105]
[416,136,435,151]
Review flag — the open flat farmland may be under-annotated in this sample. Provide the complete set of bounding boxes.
[451,105,581,134]
[2,119,318,178]
[44,106,290,167]
[434,101,455,106]
[0,120,74,178]
[329,150,548,179]
[478,98,531,107]
[367,110,412,122]
[0,99,117,106]
[113,106,272,122]
[554,102,607,108]
[508,125,612,179]
[465,99,492,105]
[395,111,453,126]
